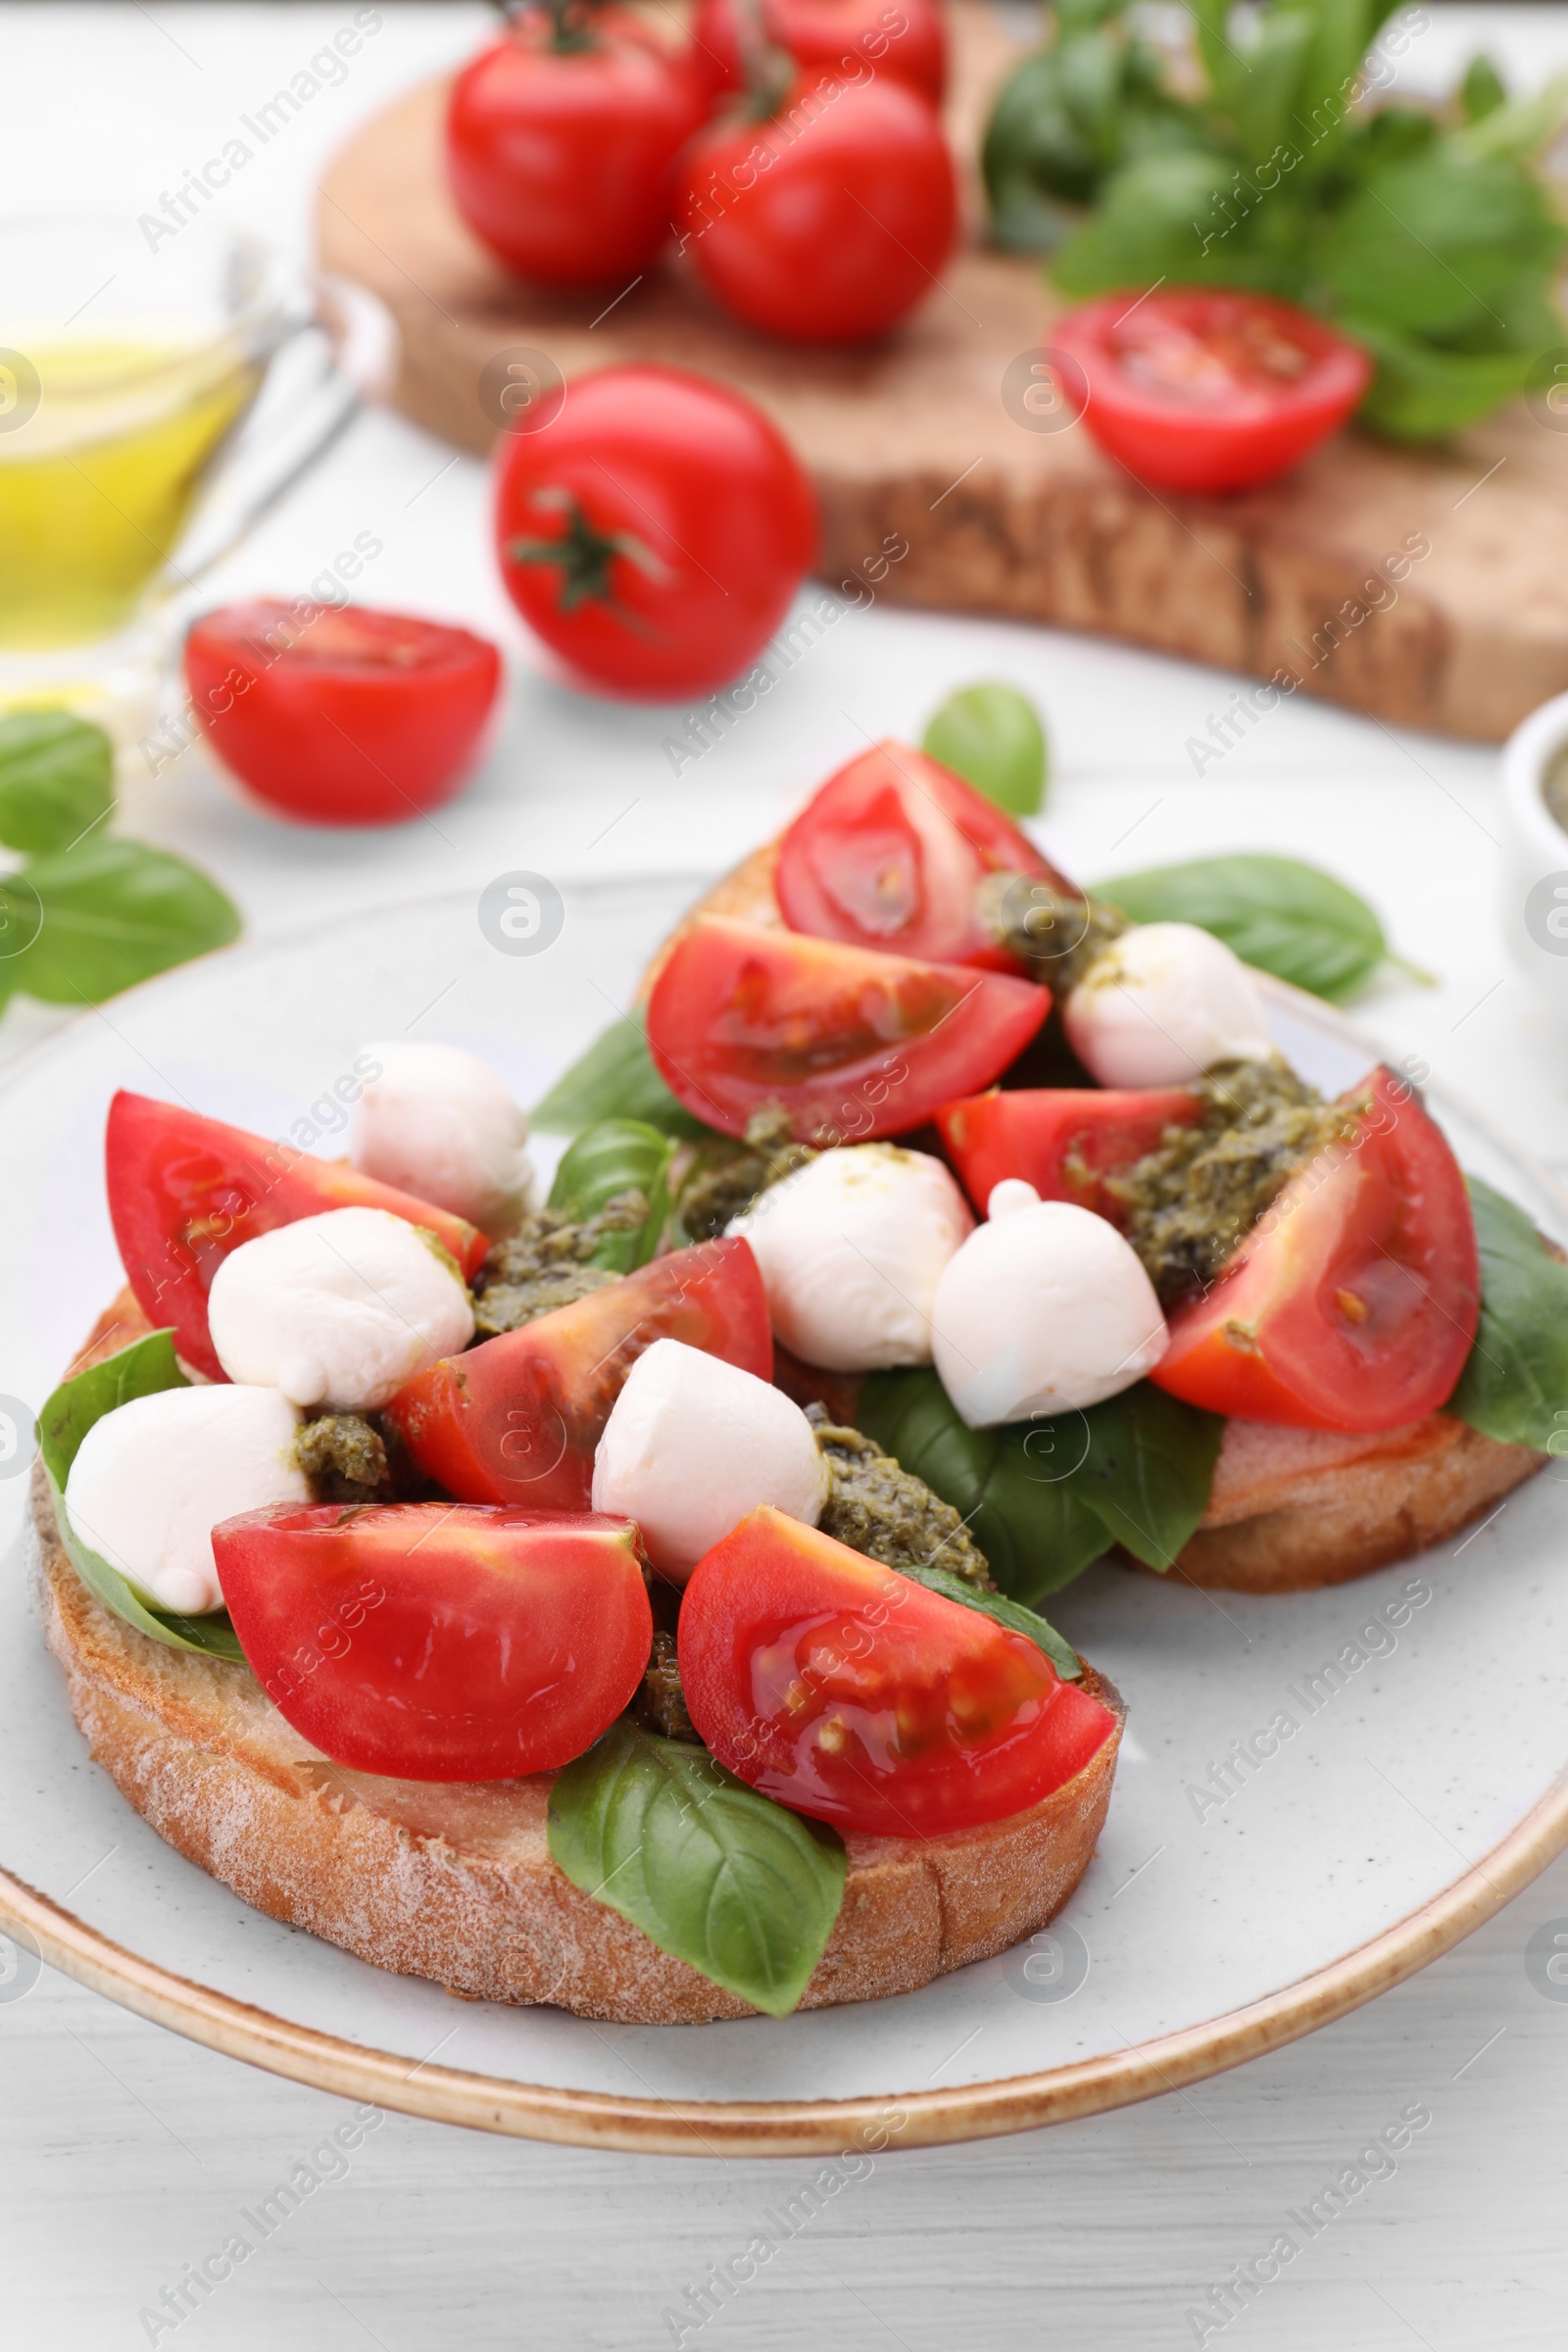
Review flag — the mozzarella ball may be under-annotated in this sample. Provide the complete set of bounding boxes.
[729,1145,973,1373]
[350,1042,535,1238]
[932,1182,1167,1427]
[208,1206,474,1411]
[65,1384,306,1616]
[591,1340,828,1582]
[1063,921,1272,1087]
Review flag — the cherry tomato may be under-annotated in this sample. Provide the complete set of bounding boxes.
[936,1086,1202,1221]
[774,740,1070,971]
[691,0,946,105]
[678,1507,1117,1836]
[107,1092,487,1383]
[647,915,1050,1144]
[183,602,502,828]
[1051,289,1372,495]
[676,73,956,343]
[446,7,707,285]
[384,1236,771,1507]
[215,1502,652,1781]
[493,364,817,698]
[1151,1066,1480,1431]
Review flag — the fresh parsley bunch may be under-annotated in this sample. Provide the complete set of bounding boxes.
[984,0,1568,437]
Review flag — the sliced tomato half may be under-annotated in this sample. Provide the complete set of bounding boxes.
[646,916,1049,1144]
[214,1502,652,1781]
[1151,1065,1480,1431]
[384,1235,770,1508]
[678,1506,1117,1838]
[774,740,1069,970]
[936,1086,1202,1221]
[107,1092,488,1381]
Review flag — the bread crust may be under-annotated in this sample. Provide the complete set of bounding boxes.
[37,1295,1121,2024]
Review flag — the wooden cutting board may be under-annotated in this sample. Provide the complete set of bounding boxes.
[317,3,1568,741]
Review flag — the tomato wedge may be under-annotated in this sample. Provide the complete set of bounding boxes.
[678,1507,1117,1837]
[1052,288,1372,495]
[214,1503,652,1781]
[1151,1066,1480,1431]
[384,1236,770,1508]
[774,740,1068,971]
[936,1086,1201,1221]
[107,1092,487,1382]
[646,916,1049,1144]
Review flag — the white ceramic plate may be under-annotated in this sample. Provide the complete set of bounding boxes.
[1,882,1565,2156]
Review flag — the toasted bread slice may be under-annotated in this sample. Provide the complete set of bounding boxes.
[36,1295,1122,2025]
[647,850,1546,1593]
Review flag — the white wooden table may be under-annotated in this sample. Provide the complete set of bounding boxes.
[5,10,1568,2346]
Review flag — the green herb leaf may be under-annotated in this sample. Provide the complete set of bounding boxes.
[922,682,1048,816]
[531,1008,711,1139]
[1,837,240,1004]
[38,1329,247,1661]
[547,1116,674,1270]
[1060,1380,1225,1569]
[548,1720,846,2017]
[1448,1177,1568,1451]
[0,710,115,857]
[1092,852,1422,1001]
[894,1558,1083,1680]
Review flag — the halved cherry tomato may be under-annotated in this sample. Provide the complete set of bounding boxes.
[214,1502,652,1782]
[646,916,1049,1143]
[774,741,1070,971]
[936,1086,1201,1221]
[107,1092,487,1383]
[1151,1066,1480,1431]
[676,73,956,344]
[679,1507,1117,1836]
[1052,289,1372,495]
[184,603,503,827]
[384,1236,770,1507]
[691,0,947,105]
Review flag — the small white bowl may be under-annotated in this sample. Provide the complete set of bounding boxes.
[1500,689,1568,1007]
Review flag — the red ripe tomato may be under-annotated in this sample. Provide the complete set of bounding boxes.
[774,740,1069,971]
[384,1237,771,1507]
[107,1092,486,1382]
[1151,1066,1480,1431]
[646,916,1049,1143]
[1052,289,1372,495]
[493,364,817,698]
[676,73,956,343]
[691,0,946,105]
[446,8,707,284]
[215,1502,652,1781]
[183,603,502,828]
[936,1087,1202,1221]
[678,1507,1117,1836]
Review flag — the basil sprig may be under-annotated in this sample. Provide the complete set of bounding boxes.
[38,1329,246,1661]
[548,1720,846,2017]
[547,1117,674,1270]
[858,1369,1223,1604]
[1093,852,1426,1003]
[531,1008,710,1140]
[1448,1178,1568,1451]
[0,713,239,1010]
[922,682,1048,817]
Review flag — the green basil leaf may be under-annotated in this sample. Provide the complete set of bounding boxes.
[2,836,240,1004]
[1092,852,1420,1002]
[530,1008,711,1140]
[547,1117,673,1270]
[0,710,115,856]
[1064,1381,1225,1570]
[922,683,1048,817]
[548,1720,846,2017]
[1315,149,1565,341]
[1448,1177,1568,1451]
[1347,317,1540,441]
[38,1329,247,1661]
[894,1559,1082,1681]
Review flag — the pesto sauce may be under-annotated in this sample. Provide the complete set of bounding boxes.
[980,872,1129,995]
[1109,1056,1363,1306]
[676,1104,817,1242]
[810,1411,993,1590]
[292,1413,395,1505]
[471,1198,644,1335]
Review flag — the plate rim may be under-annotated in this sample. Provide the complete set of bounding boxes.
[2,907,1565,2155]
